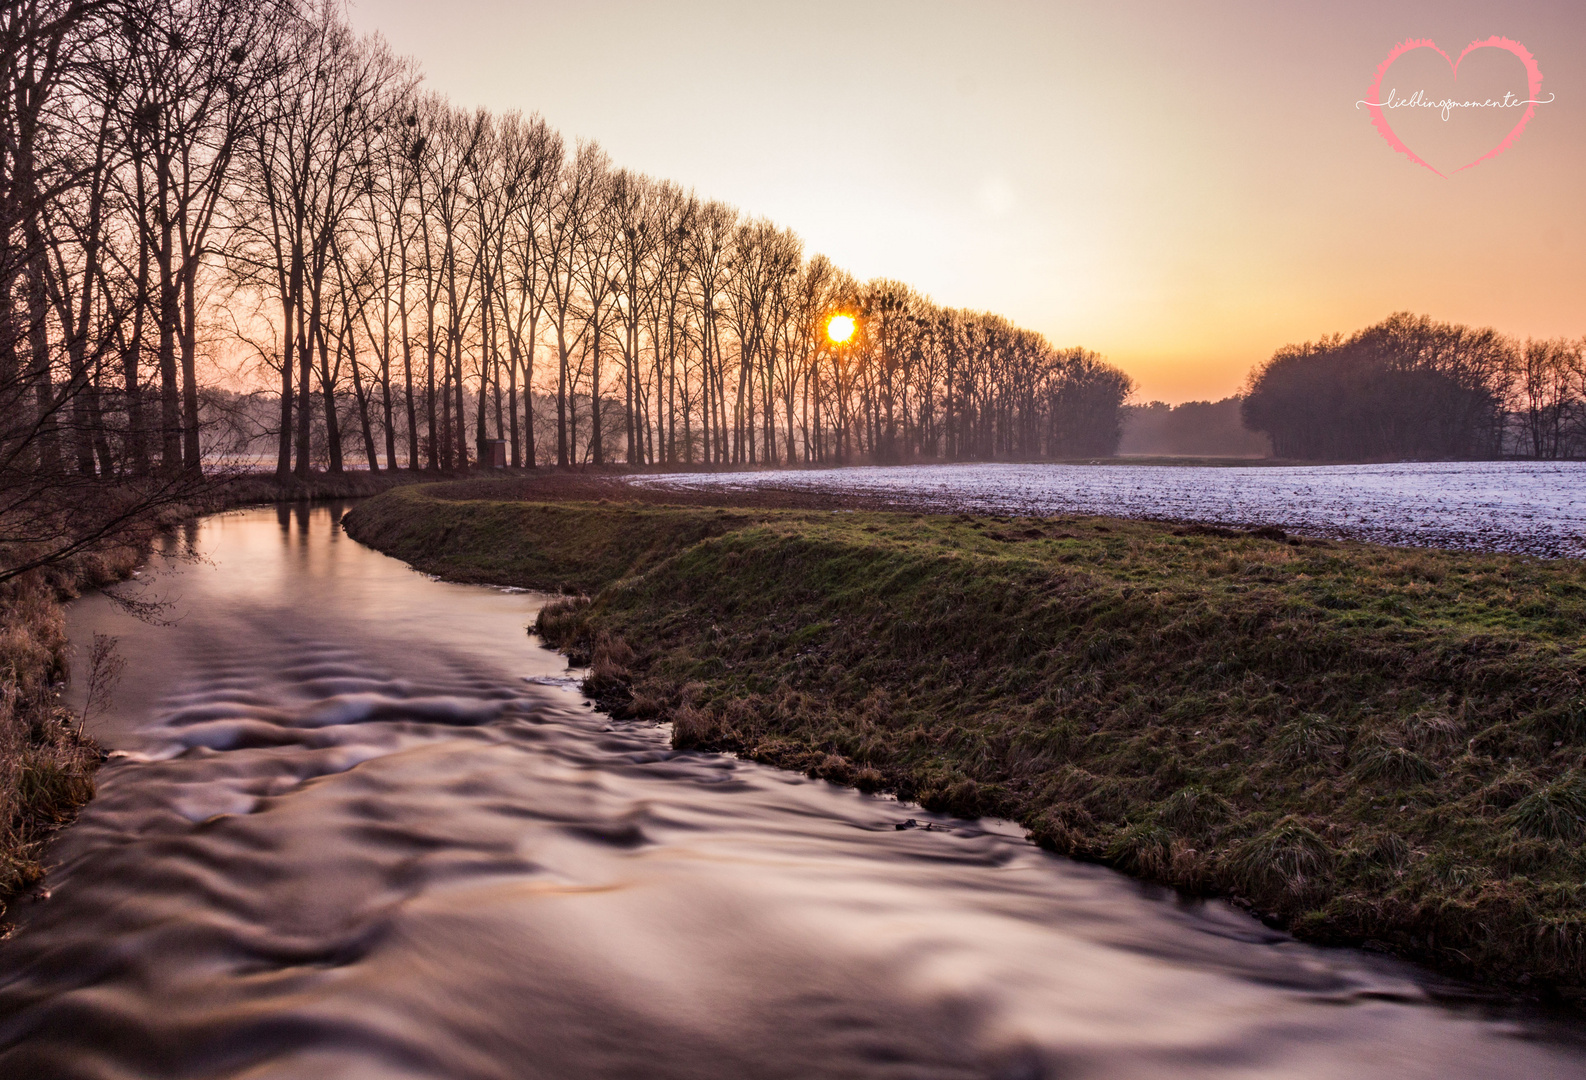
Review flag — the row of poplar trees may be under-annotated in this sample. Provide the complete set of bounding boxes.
[3,0,1134,493]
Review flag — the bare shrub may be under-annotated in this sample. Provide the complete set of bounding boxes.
[79,634,127,734]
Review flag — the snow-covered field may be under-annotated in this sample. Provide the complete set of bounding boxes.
[627,461,1586,558]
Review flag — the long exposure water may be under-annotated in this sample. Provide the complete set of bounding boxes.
[1,504,1583,1078]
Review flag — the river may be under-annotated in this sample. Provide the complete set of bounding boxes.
[1,504,1582,1078]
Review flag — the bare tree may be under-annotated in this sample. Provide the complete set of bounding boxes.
[236,4,405,477]
[494,113,560,468]
[684,200,735,465]
[114,0,287,476]
[537,142,604,467]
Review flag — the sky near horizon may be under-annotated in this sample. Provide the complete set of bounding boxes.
[346,0,1584,404]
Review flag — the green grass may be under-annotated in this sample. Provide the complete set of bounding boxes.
[341,479,751,593]
[345,480,1586,999]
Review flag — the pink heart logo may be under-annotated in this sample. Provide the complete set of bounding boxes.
[1363,37,1544,177]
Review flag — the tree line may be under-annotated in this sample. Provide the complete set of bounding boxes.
[1242,312,1586,461]
[1119,397,1271,458]
[3,0,1134,513]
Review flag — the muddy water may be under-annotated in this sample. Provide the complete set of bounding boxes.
[1,505,1583,1079]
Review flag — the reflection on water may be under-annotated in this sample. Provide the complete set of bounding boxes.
[1,504,1583,1078]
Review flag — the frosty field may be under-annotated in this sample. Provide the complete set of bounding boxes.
[628,461,1586,558]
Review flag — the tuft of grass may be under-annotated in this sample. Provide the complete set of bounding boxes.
[1368,832,1413,876]
[1230,818,1333,898]
[1155,784,1230,834]
[536,596,591,659]
[1274,713,1345,765]
[1354,742,1440,786]
[1533,697,1586,745]
[1107,821,1174,876]
[1504,773,1586,841]
[346,479,1586,997]
[584,633,636,701]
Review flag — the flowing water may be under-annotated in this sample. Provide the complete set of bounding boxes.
[1,504,1583,1079]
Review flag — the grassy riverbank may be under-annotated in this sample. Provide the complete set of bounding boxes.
[217,466,458,506]
[345,479,1586,999]
[0,545,144,927]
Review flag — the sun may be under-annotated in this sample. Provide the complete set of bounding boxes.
[826,314,856,344]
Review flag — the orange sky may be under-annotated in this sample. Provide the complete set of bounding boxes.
[346,0,1585,403]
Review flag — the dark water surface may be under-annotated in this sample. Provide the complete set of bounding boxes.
[2,504,1583,1078]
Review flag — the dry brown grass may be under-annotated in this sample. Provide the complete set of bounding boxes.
[0,542,141,925]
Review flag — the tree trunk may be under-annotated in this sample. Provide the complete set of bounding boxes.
[348,324,380,471]
[523,314,538,468]
[179,259,203,474]
[276,299,295,477]
[507,343,520,467]
[555,324,569,467]
[295,300,315,478]
[453,345,468,469]
[155,163,182,476]
[125,231,152,475]
[317,319,343,474]
[590,317,603,466]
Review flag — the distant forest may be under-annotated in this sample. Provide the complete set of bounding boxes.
[1243,312,1585,461]
[1119,398,1271,458]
